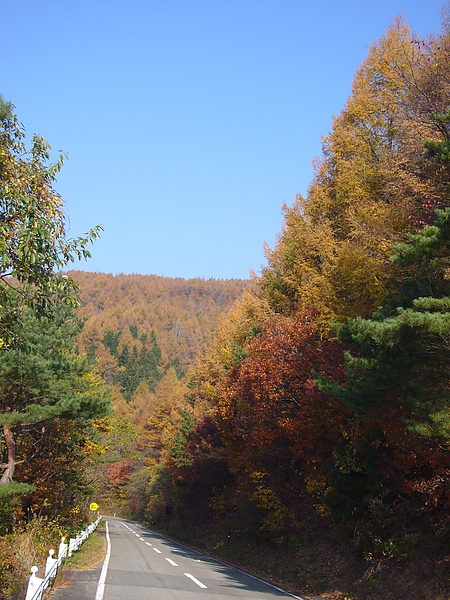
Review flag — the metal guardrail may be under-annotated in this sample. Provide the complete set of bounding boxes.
[24,517,102,600]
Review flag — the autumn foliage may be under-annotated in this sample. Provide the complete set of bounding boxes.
[219,312,345,482]
[3,11,450,600]
[133,15,450,599]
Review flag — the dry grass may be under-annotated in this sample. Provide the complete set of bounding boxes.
[62,530,106,571]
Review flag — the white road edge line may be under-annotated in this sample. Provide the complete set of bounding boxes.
[165,558,178,566]
[95,520,110,600]
[184,573,207,589]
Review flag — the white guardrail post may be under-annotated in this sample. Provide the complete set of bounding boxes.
[25,517,101,600]
[43,550,58,589]
[25,567,43,600]
[58,536,68,561]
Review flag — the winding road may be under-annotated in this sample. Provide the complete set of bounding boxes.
[98,518,303,600]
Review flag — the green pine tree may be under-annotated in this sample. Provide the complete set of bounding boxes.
[0,298,110,487]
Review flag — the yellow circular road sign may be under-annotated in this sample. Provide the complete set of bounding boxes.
[89,502,99,511]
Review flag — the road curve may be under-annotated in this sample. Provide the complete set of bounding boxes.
[100,518,303,600]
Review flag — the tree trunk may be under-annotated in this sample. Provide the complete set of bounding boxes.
[0,425,16,484]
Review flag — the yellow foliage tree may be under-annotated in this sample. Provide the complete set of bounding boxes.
[261,18,450,323]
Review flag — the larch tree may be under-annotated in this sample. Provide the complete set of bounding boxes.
[261,18,450,323]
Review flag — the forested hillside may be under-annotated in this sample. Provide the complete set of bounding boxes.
[66,272,251,526]
[70,270,249,377]
[69,271,248,405]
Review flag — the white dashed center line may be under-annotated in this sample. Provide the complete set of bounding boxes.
[121,523,210,592]
[185,573,207,589]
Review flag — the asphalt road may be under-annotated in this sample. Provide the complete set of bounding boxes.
[100,518,303,600]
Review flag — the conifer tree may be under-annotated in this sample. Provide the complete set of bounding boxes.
[0,300,110,487]
[317,206,449,516]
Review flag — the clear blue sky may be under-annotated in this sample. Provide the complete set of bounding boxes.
[1,1,445,280]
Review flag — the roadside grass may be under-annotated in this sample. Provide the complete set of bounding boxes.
[48,528,106,597]
[63,529,106,571]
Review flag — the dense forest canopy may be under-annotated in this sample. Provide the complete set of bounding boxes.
[69,271,249,374]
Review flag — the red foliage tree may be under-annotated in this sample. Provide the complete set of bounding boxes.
[217,310,348,532]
